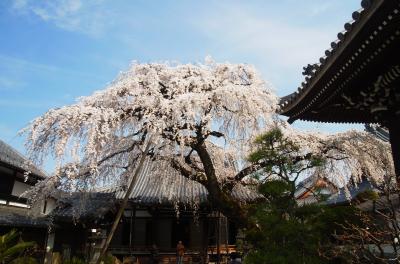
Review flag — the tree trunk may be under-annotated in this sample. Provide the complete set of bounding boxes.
[95,137,152,264]
[194,142,249,227]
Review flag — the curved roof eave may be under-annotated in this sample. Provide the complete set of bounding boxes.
[279,0,385,120]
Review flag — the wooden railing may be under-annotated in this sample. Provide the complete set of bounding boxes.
[107,247,203,264]
[107,245,237,263]
[207,245,237,255]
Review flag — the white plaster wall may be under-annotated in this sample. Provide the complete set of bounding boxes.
[44,198,57,215]
[11,181,30,196]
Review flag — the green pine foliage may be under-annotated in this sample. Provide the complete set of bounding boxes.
[243,128,362,264]
[244,179,361,264]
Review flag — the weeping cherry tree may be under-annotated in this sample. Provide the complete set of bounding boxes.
[23,58,394,233]
[23,58,278,226]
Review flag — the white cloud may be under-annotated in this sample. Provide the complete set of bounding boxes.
[8,0,356,95]
[184,1,351,95]
[11,0,109,37]
[12,0,28,9]
[0,54,105,81]
[191,3,333,71]
[0,54,59,73]
[0,76,27,91]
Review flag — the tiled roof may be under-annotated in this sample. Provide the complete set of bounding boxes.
[0,205,48,227]
[98,159,261,206]
[279,0,400,124]
[50,160,261,222]
[279,0,381,112]
[51,192,116,221]
[365,124,389,142]
[357,193,399,211]
[0,139,46,178]
[325,178,376,205]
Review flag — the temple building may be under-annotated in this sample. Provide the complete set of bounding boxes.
[0,138,256,263]
[279,0,400,184]
[42,160,258,263]
[0,139,48,262]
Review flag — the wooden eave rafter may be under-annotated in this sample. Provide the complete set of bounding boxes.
[279,0,400,124]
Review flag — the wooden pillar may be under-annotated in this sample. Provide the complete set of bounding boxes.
[387,116,400,187]
[129,206,135,256]
[131,206,136,252]
[44,232,55,264]
[224,217,229,256]
[216,212,220,264]
[202,217,209,264]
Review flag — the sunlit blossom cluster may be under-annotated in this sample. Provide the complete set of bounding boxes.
[278,123,394,197]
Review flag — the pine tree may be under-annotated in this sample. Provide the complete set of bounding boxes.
[243,128,361,264]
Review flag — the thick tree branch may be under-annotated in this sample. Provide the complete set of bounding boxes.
[170,158,207,186]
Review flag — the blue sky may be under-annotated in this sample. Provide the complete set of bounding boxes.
[0,0,363,163]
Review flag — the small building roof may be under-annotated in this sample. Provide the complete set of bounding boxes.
[365,124,389,142]
[325,177,376,205]
[50,192,116,222]
[357,192,399,211]
[0,139,46,179]
[0,205,48,228]
[295,175,337,200]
